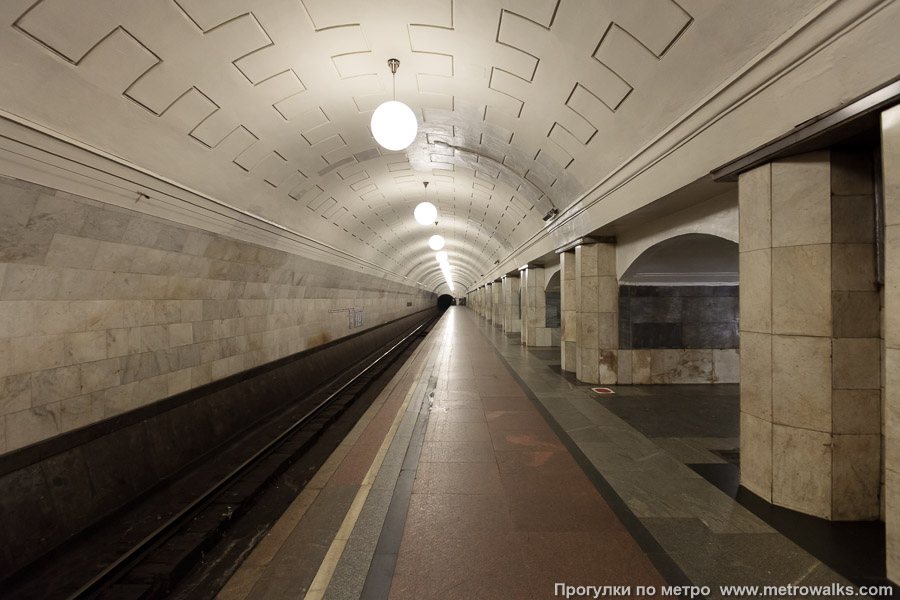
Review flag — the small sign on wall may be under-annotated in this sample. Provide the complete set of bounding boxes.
[329,307,364,329]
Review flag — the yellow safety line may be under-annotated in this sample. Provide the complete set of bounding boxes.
[302,326,439,600]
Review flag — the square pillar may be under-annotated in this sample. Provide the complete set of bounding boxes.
[560,251,577,373]
[521,266,551,346]
[502,275,521,334]
[739,148,881,523]
[884,104,900,580]
[575,243,618,384]
[492,280,503,327]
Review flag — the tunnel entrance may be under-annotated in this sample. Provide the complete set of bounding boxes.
[437,294,454,311]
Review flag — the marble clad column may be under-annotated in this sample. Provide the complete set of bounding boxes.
[575,243,618,384]
[486,283,494,322]
[502,275,521,334]
[884,105,900,580]
[492,280,503,327]
[521,267,552,346]
[560,251,577,373]
[739,149,881,522]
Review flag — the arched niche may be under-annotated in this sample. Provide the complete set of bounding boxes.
[620,233,738,285]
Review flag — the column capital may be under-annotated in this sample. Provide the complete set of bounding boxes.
[555,236,616,254]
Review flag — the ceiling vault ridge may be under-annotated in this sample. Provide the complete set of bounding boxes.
[470,0,896,288]
[4,0,897,295]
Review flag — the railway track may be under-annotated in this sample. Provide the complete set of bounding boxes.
[2,316,437,600]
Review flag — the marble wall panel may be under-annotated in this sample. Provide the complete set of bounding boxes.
[0,176,434,453]
[632,350,651,385]
[771,244,831,337]
[772,335,832,432]
[561,249,577,379]
[833,338,881,390]
[833,433,881,520]
[620,285,739,350]
[713,349,740,384]
[771,151,831,248]
[739,163,772,253]
[741,412,773,501]
[773,424,832,519]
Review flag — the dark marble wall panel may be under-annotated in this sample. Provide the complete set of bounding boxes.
[546,291,561,328]
[619,285,739,349]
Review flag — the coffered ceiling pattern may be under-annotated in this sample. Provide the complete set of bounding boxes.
[2,0,824,290]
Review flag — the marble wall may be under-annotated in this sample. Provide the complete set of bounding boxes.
[0,175,434,455]
[627,348,740,384]
[619,285,739,349]
[738,149,881,521]
[545,292,561,328]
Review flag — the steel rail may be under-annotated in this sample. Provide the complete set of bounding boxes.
[65,316,435,600]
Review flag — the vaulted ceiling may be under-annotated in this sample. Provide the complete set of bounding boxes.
[0,0,828,291]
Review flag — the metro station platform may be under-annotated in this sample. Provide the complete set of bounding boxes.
[214,307,865,600]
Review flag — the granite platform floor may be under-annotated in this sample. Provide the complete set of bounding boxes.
[217,307,873,600]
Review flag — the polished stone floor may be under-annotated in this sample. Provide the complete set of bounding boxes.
[218,307,871,600]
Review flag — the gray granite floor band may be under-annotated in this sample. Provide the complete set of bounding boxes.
[467,310,857,600]
[468,313,700,597]
[356,336,443,600]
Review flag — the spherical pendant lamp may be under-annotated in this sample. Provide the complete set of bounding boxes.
[428,235,445,250]
[370,59,418,151]
[371,101,417,151]
[435,250,448,263]
[414,202,438,225]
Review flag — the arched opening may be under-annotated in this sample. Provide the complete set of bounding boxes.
[545,270,561,330]
[620,233,738,285]
[618,233,739,361]
[437,294,454,311]
[614,232,740,499]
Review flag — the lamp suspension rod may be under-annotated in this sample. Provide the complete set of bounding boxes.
[388,58,399,101]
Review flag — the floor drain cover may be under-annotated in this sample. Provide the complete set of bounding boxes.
[592,387,615,394]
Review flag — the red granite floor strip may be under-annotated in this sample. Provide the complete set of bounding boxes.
[389,310,666,600]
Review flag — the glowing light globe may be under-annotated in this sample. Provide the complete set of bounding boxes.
[414,201,438,225]
[371,100,418,151]
[429,235,445,250]
[435,251,448,263]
